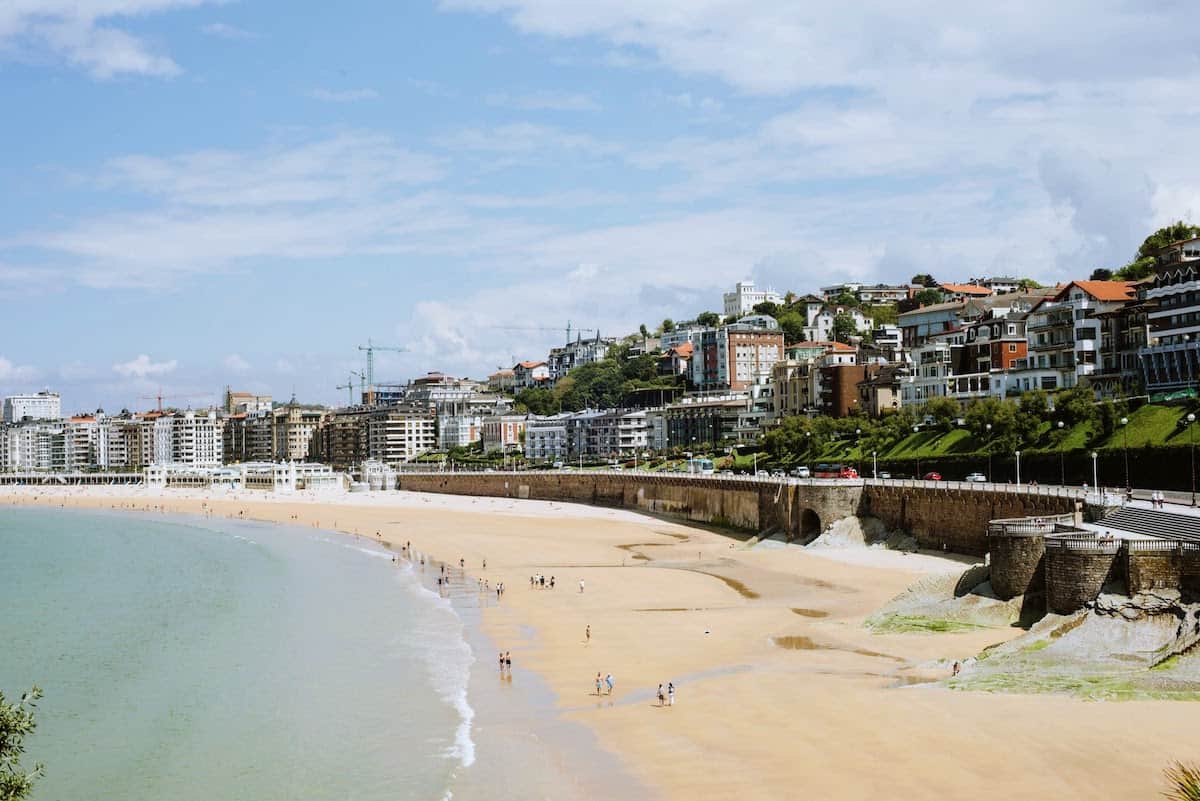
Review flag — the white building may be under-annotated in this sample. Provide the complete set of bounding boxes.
[3,391,61,423]
[512,361,550,391]
[723,281,783,318]
[438,413,482,449]
[367,406,437,463]
[802,305,872,343]
[547,334,616,382]
[524,414,571,461]
[170,410,224,467]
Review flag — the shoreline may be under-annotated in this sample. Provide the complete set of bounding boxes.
[7,486,1200,800]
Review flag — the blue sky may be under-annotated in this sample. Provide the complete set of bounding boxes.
[2,0,1198,412]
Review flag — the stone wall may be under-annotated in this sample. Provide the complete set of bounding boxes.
[863,486,1077,556]
[1045,543,1121,614]
[989,534,1046,600]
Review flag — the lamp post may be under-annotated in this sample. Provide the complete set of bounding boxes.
[855,428,861,475]
[1057,420,1065,486]
[1120,416,1129,489]
[1091,450,1098,494]
[1015,450,1021,486]
[913,425,920,479]
[985,423,992,480]
[1189,413,1197,506]
[753,451,758,476]
[872,450,878,479]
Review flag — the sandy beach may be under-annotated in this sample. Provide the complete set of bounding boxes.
[6,485,1200,800]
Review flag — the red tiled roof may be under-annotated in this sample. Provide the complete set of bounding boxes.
[1055,280,1136,302]
[516,360,547,369]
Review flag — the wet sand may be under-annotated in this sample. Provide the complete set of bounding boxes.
[6,486,1200,800]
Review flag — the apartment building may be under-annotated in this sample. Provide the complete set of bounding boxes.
[366,405,437,463]
[512,361,550,391]
[273,401,326,461]
[171,410,224,467]
[438,413,482,449]
[481,414,526,453]
[692,321,784,392]
[1141,236,1200,397]
[3,391,61,423]
[547,334,617,382]
[524,413,571,461]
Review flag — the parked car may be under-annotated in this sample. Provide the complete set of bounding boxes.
[790,466,811,478]
[877,471,892,479]
[922,471,943,481]
[964,472,987,483]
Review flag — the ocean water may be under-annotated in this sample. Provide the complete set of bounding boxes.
[0,507,475,801]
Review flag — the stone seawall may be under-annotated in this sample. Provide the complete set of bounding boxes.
[395,473,1077,554]
[395,472,863,538]
[1045,543,1121,614]
[863,486,1076,556]
[989,533,1047,600]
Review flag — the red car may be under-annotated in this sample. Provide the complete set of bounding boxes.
[922,471,942,481]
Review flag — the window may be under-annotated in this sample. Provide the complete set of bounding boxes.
[1008,344,1017,353]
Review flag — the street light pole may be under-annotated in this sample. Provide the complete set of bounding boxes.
[1057,420,1065,486]
[985,423,992,480]
[873,450,878,479]
[1189,413,1196,506]
[1120,416,1130,489]
[1091,451,1098,493]
[912,425,921,479]
[1015,450,1021,486]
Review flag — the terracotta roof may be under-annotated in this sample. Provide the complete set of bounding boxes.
[939,283,993,296]
[1054,280,1136,302]
[516,360,547,369]
[666,342,694,357]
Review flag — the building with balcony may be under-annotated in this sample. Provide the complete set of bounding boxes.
[513,360,550,391]
[548,333,617,382]
[692,323,784,392]
[481,414,526,453]
[1140,236,1200,397]
[1017,281,1136,392]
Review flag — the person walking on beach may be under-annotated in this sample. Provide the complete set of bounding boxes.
[605,673,614,695]
[579,578,585,593]
[585,625,590,644]
[657,684,665,706]
[596,673,603,696]
[505,652,512,671]
[500,651,506,673]
[667,682,675,706]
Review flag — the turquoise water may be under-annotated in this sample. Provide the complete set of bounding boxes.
[0,508,472,801]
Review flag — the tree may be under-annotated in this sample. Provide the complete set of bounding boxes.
[1017,278,1043,289]
[752,301,781,317]
[833,291,860,308]
[696,311,721,327]
[866,304,898,326]
[661,318,675,333]
[831,313,858,343]
[913,288,943,306]
[922,397,959,431]
[0,686,43,801]
[911,273,938,287]
[1089,268,1113,281]
[1115,221,1200,281]
[638,323,649,339]
[514,387,558,416]
[777,310,807,344]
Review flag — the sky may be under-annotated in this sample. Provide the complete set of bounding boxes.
[2,0,1199,413]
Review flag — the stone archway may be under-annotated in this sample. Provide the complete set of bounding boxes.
[798,508,822,544]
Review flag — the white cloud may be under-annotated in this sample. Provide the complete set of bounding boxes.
[201,22,256,40]
[224,353,251,372]
[309,87,380,103]
[485,90,600,111]
[0,356,38,383]
[0,1,217,78]
[113,354,178,378]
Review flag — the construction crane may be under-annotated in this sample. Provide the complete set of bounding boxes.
[486,320,596,344]
[335,370,366,405]
[357,340,409,402]
[139,391,213,413]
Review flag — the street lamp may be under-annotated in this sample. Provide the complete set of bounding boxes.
[1015,450,1021,486]
[985,423,992,480]
[1188,413,1196,506]
[855,428,861,475]
[1091,451,1098,494]
[1120,416,1130,489]
[1057,420,1065,486]
[872,449,878,479]
[913,425,920,479]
